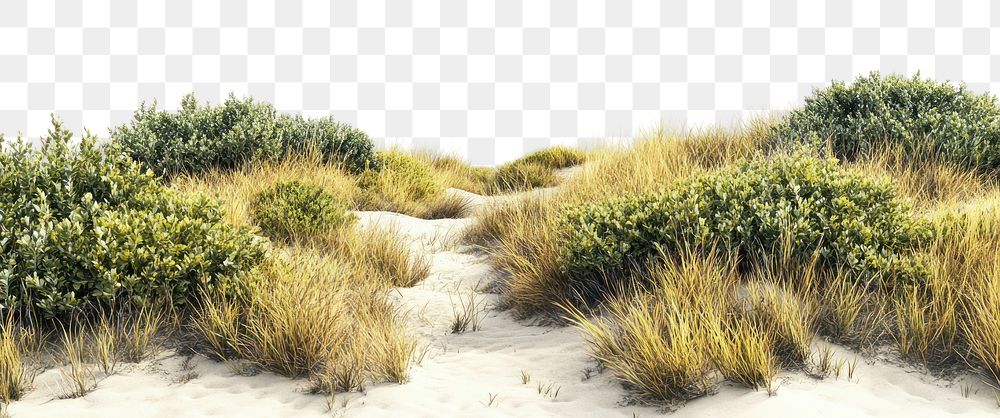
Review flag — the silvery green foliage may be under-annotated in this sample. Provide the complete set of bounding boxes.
[111,94,378,177]
[250,181,354,242]
[774,72,1000,172]
[0,119,266,318]
[559,155,932,299]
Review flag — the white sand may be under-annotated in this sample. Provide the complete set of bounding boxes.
[9,189,1000,417]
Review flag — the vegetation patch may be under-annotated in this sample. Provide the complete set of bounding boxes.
[112,94,378,177]
[489,161,559,193]
[355,151,445,214]
[513,146,586,169]
[558,154,932,299]
[250,181,353,243]
[0,121,266,318]
[773,72,1000,172]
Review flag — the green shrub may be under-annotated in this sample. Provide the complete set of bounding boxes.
[514,146,586,169]
[111,94,377,177]
[250,181,353,242]
[773,72,1000,172]
[357,151,443,202]
[0,120,266,318]
[558,154,932,297]
[490,162,558,193]
[274,114,378,174]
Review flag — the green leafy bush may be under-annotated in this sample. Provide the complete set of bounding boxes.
[0,120,266,318]
[490,162,558,193]
[274,114,378,174]
[514,146,586,169]
[558,154,932,297]
[773,72,1000,172]
[111,94,377,177]
[357,151,443,202]
[250,181,353,242]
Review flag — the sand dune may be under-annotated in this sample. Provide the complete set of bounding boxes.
[9,189,999,417]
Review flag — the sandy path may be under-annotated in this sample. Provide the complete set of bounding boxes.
[8,188,1000,417]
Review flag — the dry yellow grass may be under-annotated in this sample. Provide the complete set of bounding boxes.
[925,196,1000,377]
[412,152,494,195]
[564,253,784,402]
[847,140,995,210]
[0,315,39,404]
[557,121,771,205]
[744,280,816,367]
[58,326,96,398]
[191,248,416,393]
[707,313,778,394]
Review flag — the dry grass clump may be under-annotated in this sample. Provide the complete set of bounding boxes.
[191,249,415,391]
[0,316,40,404]
[558,121,771,205]
[848,142,994,210]
[564,253,783,402]
[962,260,1000,382]
[58,327,96,398]
[515,146,587,169]
[488,161,561,194]
[355,151,445,212]
[483,199,572,316]
[414,152,495,195]
[925,197,1000,376]
[744,280,816,367]
[329,225,431,288]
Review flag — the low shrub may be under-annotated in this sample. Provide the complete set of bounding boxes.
[250,181,353,242]
[514,146,586,169]
[558,154,932,299]
[773,72,1000,172]
[112,94,377,177]
[0,120,266,318]
[275,114,378,174]
[355,151,444,211]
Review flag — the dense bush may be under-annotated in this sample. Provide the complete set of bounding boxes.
[250,181,353,242]
[357,151,443,202]
[773,72,1000,172]
[275,114,378,174]
[0,121,266,318]
[111,94,377,177]
[558,155,932,296]
[514,146,586,169]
